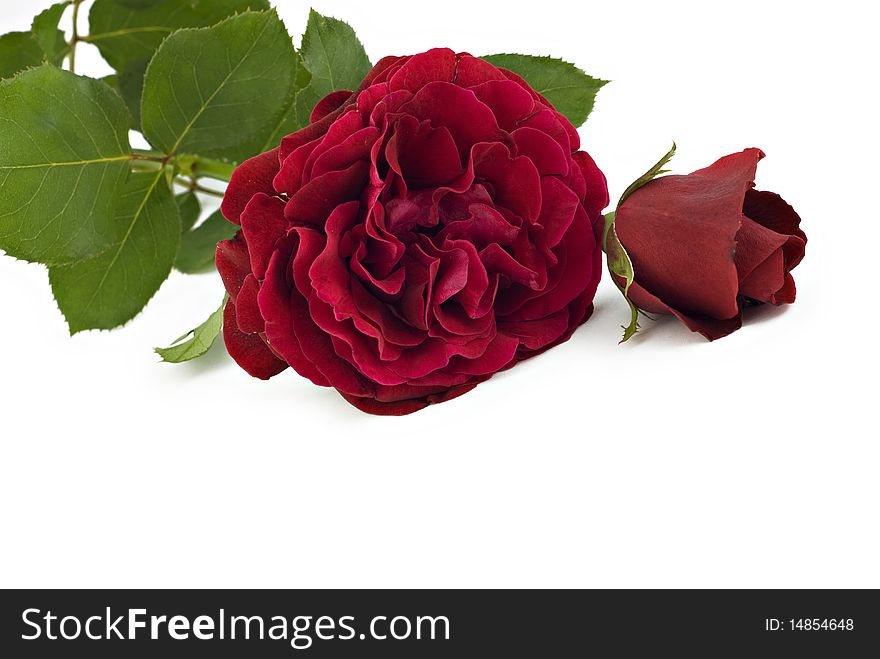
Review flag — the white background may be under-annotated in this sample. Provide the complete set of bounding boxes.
[1,0,878,588]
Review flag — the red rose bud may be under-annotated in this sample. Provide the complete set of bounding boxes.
[217,48,609,415]
[608,148,806,341]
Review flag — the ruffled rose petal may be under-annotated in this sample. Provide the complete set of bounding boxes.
[221,149,280,224]
[743,189,807,245]
[385,115,462,188]
[216,232,251,300]
[311,126,379,180]
[472,143,542,224]
[239,193,287,280]
[446,333,519,375]
[499,308,571,351]
[537,177,580,247]
[512,126,570,177]
[469,80,536,131]
[398,82,506,158]
[234,274,265,334]
[284,161,370,226]
[311,90,353,123]
[506,206,597,322]
[258,235,330,387]
[278,56,403,161]
[388,48,457,91]
[453,54,508,87]
[220,49,609,414]
[223,301,287,379]
[340,378,484,416]
[437,203,520,248]
[572,151,610,220]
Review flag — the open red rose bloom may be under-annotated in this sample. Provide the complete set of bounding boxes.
[216,48,608,414]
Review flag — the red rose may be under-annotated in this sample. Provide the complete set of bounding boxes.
[217,48,608,415]
[613,148,806,340]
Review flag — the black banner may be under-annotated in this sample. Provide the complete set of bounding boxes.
[1,589,876,657]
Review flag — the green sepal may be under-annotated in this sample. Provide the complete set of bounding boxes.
[605,143,677,342]
[618,143,677,207]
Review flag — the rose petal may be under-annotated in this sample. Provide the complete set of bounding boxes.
[278,56,403,161]
[239,193,287,280]
[447,333,519,375]
[388,48,457,91]
[235,274,265,334]
[743,189,807,244]
[499,307,571,350]
[221,149,280,224]
[506,205,597,321]
[311,90,353,123]
[300,110,367,182]
[512,126,570,177]
[340,377,484,416]
[284,160,370,226]
[473,142,542,224]
[453,53,508,87]
[258,235,331,387]
[399,82,506,158]
[468,79,536,131]
[771,274,797,305]
[311,126,379,180]
[385,115,462,187]
[537,177,580,248]
[438,203,520,249]
[573,150,610,219]
[625,278,743,341]
[223,300,287,379]
[216,232,251,300]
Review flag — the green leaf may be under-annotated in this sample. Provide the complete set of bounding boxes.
[31,2,71,63]
[482,54,608,128]
[604,144,677,343]
[175,191,201,233]
[0,32,46,79]
[141,10,298,162]
[261,50,311,150]
[49,170,181,333]
[175,210,237,274]
[87,0,269,72]
[0,65,131,265]
[155,296,226,362]
[104,58,148,129]
[115,0,162,8]
[294,10,371,127]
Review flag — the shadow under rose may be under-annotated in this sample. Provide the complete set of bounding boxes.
[617,301,792,346]
[157,336,232,378]
[740,301,790,326]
